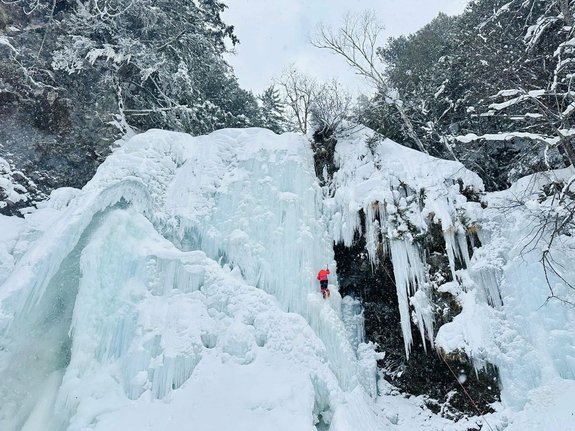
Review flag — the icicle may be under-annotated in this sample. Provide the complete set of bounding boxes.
[443,228,458,280]
[410,289,435,353]
[388,239,429,357]
[150,354,201,399]
[472,266,503,307]
[342,202,362,247]
[356,342,384,398]
[378,201,390,258]
[444,228,472,282]
[456,231,471,268]
[364,203,381,265]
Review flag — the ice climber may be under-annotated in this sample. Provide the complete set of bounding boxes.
[317,267,331,299]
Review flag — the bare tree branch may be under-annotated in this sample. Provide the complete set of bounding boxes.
[311,11,428,154]
[275,66,318,134]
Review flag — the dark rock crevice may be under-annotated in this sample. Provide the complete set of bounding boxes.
[334,218,499,418]
[311,128,338,187]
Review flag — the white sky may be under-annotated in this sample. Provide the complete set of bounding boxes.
[222,0,470,96]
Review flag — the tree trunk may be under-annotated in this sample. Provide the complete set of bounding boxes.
[393,101,429,154]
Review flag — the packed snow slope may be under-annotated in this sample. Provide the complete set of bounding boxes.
[0,126,574,430]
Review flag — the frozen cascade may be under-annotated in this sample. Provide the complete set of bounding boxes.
[340,296,365,350]
[325,127,484,356]
[157,128,359,389]
[0,128,382,430]
[1,125,573,429]
[0,208,105,430]
[59,208,346,430]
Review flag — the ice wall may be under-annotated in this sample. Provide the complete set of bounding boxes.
[57,208,345,430]
[157,128,358,388]
[0,128,380,430]
[325,127,484,356]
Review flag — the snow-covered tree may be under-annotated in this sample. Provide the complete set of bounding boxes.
[258,85,286,134]
[274,68,354,137]
[1,0,264,135]
[376,12,460,158]
[0,0,264,201]
[341,1,575,189]
[46,0,257,134]
[475,0,575,167]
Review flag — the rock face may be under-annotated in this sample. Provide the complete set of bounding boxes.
[313,130,500,418]
[334,217,499,418]
[0,83,116,190]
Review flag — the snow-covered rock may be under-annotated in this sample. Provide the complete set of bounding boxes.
[325,127,483,357]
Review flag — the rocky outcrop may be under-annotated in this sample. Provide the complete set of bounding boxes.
[334,214,499,418]
[313,129,500,418]
[0,4,121,215]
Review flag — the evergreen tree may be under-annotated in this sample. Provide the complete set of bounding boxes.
[377,12,461,157]
[353,0,575,189]
[259,85,286,134]
[47,0,256,134]
[0,0,264,201]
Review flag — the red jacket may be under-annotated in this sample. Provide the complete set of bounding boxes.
[317,269,330,281]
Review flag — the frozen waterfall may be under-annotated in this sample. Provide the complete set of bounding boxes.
[1,126,574,430]
[0,129,379,431]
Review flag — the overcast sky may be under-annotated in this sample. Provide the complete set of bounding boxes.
[222,0,470,96]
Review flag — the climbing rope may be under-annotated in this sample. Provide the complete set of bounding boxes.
[436,348,496,431]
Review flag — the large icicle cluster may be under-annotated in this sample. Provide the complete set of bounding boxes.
[325,127,575,427]
[325,127,484,356]
[0,129,384,431]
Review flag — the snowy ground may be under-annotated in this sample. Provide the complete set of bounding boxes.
[0,127,574,430]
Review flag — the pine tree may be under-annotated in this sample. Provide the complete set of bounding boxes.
[259,85,286,134]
